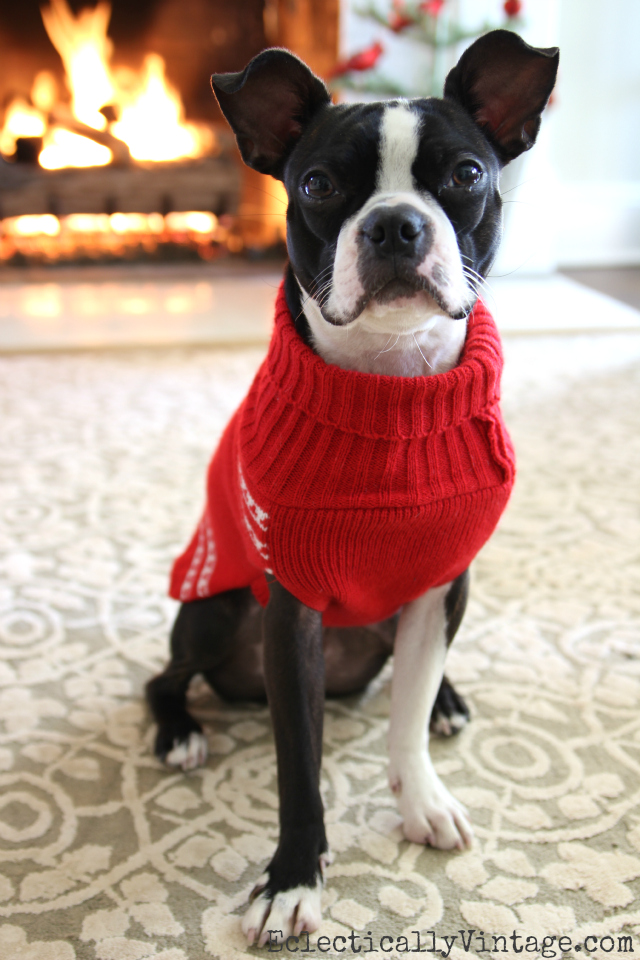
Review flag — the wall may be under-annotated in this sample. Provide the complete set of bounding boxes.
[549,0,640,266]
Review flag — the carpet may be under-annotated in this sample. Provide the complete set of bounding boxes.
[1,331,640,960]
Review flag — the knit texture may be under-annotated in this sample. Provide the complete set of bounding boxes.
[170,282,516,627]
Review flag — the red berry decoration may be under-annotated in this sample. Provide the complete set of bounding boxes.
[504,0,523,16]
[389,0,414,31]
[389,12,414,31]
[329,42,384,78]
[420,0,445,14]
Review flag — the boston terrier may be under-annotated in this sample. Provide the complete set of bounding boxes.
[146,30,558,946]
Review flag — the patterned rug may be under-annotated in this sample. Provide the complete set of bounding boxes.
[1,331,640,960]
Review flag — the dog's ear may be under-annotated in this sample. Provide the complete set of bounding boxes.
[211,49,331,179]
[444,29,559,164]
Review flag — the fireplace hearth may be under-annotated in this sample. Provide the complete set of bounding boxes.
[0,0,338,266]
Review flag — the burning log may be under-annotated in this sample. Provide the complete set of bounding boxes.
[0,0,216,171]
[47,107,132,166]
[0,151,240,220]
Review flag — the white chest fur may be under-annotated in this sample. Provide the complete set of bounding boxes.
[302,293,467,376]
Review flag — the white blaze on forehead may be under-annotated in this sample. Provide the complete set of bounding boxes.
[317,103,422,325]
[308,99,472,332]
[377,103,420,193]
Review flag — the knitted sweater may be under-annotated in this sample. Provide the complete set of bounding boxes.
[170,282,515,628]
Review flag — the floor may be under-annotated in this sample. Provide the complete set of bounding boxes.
[1,318,640,958]
[561,266,640,312]
[0,264,639,352]
[1,264,640,956]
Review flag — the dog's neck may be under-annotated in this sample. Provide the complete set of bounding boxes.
[300,284,468,377]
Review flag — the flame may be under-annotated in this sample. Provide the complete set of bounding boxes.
[111,54,213,162]
[41,0,114,131]
[0,100,46,156]
[2,211,219,239]
[0,0,214,168]
[0,212,223,265]
[31,71,59,113]
[39,128,113,169]
[3,215,61,238]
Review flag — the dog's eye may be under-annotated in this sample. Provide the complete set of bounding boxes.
[303,173,335,199]
[450,162,483,187]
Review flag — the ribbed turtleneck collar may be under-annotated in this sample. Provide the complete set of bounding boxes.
[263,282,504,440]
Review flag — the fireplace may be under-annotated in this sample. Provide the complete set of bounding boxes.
[0,0,338,266]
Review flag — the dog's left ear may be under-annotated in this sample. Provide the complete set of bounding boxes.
[211,49,331,180]
[444,29,559,164]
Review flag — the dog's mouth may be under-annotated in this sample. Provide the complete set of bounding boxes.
[372,277,423,305]
[321,271,471,326]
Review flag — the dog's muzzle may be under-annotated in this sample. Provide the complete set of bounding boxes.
[356,203,454,312]
[360,203,435,265]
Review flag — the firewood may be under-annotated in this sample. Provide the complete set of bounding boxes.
[0,153,240,219]
[48,108,132,165]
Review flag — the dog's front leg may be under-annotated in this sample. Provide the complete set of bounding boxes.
[242,580,328,947]
[388,583,473,850]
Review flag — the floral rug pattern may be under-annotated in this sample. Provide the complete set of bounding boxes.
[1,337,640,960]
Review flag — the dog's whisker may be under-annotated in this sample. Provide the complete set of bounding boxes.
[312,270,333,293]
[462,264,489,287]
[412,332,433,370]
[462,268,495,306]
[294,290,319,325]
[463,277,479,293]
[316,281,334,311]
[460,260,496,306]
[373,332,400,361]
[308,265,335,296]
[463,274,483,296]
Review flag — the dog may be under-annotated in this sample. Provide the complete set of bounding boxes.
[146,29,558,946]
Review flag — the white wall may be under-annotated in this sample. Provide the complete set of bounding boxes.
[549,0,640,266]
[340,0,640,270]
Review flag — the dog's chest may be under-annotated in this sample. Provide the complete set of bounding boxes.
[304,305,468,376]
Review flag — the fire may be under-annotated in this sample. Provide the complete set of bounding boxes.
[111,54,213,162]
[39,129,113,170]
[0,100,46,156]
[0,211,227,265]
[0,0,214,169]
[41,0,115,132]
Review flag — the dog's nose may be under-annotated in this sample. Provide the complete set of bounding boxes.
[361,204,433,259]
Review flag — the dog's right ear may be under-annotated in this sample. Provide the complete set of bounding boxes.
[211,49,331,180]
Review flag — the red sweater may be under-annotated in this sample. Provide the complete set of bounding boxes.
[170,282,515,627]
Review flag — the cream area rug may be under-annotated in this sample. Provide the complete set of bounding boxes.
[1,329,640,960]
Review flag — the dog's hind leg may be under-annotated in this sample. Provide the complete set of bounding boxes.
[431,675,471,737]
[430,569,471,737]
[146,588,250,770]
[388,576,473,850]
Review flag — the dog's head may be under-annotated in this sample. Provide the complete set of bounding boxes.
[212,30,558,335]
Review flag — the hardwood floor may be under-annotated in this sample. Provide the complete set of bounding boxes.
[561,267,640,311]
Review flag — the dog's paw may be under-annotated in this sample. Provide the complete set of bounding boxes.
[242,875,323,947]
[390,757,473,850]
[164,731,208,770]
[154,721,208,771]
[430,676,470,737]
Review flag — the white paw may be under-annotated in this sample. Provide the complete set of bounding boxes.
[165,731,208,771]
[430,709,469,737]
[390,757,473,850]
[242,877,323,947]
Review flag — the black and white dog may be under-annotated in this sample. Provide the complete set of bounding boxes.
[147,30,558,946]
